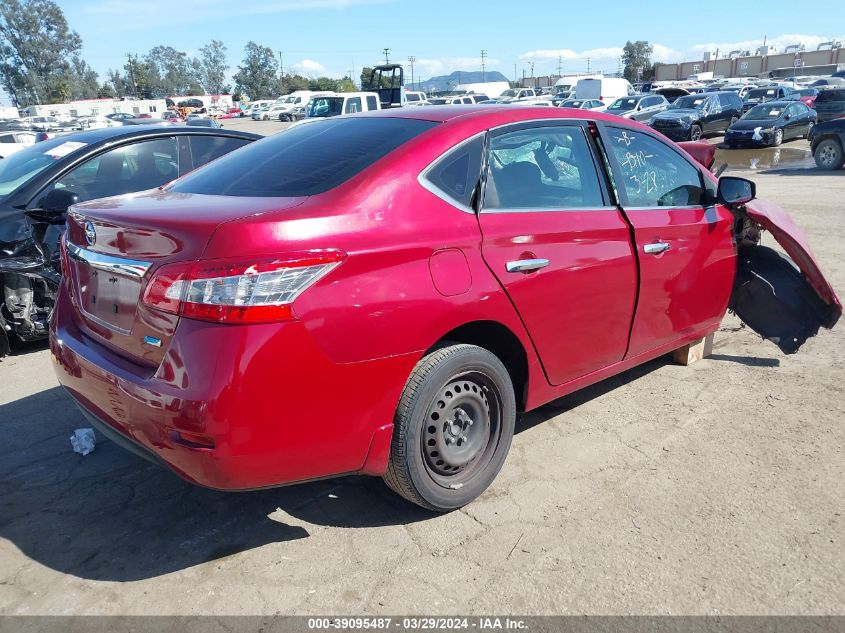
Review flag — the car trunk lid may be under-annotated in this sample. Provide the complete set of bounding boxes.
[65,190,307,366]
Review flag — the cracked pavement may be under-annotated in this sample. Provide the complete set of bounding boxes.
[0,167,843,615]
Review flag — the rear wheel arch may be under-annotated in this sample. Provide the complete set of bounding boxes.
[427,320,529,411]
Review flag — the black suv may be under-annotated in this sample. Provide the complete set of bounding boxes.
[809,118,845,170]
[648,91,744,141]
[813,87,845,123]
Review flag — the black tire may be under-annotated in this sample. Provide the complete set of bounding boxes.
[773,129,783,146]
[689,124,702,141]
[814,138,845,170]
[384,343,516,511]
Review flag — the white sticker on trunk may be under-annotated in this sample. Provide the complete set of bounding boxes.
[45,141,87,158]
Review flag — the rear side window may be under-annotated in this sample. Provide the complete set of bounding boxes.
[189,135,251,170]
[423,135,483,209]
[484,125,604,210]
[170,118,437,197]
[366,95,378,111]
[816,89,845,103]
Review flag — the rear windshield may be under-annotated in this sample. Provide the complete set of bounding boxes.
[169,117,437,197]
[816,89,845,103]
[744,104,785,120]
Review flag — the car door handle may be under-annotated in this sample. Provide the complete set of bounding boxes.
[506,258,550,273]
[644,242,670,255]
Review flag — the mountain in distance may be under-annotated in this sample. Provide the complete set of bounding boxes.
[413,70,510,93]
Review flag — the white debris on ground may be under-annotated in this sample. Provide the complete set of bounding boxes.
[70,428,96,456]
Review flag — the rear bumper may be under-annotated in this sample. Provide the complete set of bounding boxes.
[51,281,416,490]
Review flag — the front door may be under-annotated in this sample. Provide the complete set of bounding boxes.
[478,122,638,385]
[599,123,736,358]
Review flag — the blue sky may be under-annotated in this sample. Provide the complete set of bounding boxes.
[14,0,845,94]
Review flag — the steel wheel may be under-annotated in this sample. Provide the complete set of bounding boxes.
[773,129,783,146]
[385,344,516,511]
[422,373,501,484]
[814,139,844,170]
[804,122,814,139]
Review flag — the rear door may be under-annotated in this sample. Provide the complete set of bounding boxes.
[598,123,736,357]
[478,121,638,385]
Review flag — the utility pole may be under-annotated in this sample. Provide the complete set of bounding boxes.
[529,61,535,78]
[557,55,563,77]
[278,51,284,78]
[587,57,591,74]
[480,49,487,82]
[408,56,416,89]
[382,48,391,65]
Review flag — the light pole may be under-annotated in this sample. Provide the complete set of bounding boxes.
[382,48,391,65]
[481,49,487,82]
[278,51,284,79]
[408,56,416,89]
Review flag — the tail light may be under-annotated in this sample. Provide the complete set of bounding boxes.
[142,250,345,324]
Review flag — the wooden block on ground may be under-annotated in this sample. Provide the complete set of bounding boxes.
[673,333,714,366]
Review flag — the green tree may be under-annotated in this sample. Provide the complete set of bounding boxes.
[97,82,114,98]
[622,40,654,82]
[233,41,278,100]
[278,73,309,95]
[0,0,85,105]
[336,77,356,92]
[67,56,99,100]
[199,39,229,94]
[144,45,200,97]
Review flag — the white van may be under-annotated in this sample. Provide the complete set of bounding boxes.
[574,77,635,104]
[304,92,381,118]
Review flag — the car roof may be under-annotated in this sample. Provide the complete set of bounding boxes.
[343,104,654,129]
[40,124,261,144]
[748,100,801,107]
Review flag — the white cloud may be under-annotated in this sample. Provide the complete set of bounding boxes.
[516,34,845,74]
[413,56,501,79]
[687,34,845,58]
[293,59,327,76]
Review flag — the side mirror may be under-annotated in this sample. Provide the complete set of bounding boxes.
[784,114,791,120]
[41,189,80,213]
[25,189,80,223]
[717,176,756,207]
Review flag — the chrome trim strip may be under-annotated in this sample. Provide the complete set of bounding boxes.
[67,242,152,279]
[481,206,619,214]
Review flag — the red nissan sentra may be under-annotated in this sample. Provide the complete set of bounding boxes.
[51,107,840,511]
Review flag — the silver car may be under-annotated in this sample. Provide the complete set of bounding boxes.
[605,94,669,122]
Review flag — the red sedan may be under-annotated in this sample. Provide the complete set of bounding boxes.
[51,107,840,511]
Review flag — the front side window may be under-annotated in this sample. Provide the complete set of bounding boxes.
[605,126,704,208]
[423,135,483,209]
[50,137,179,202]
[484,125,603,210]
